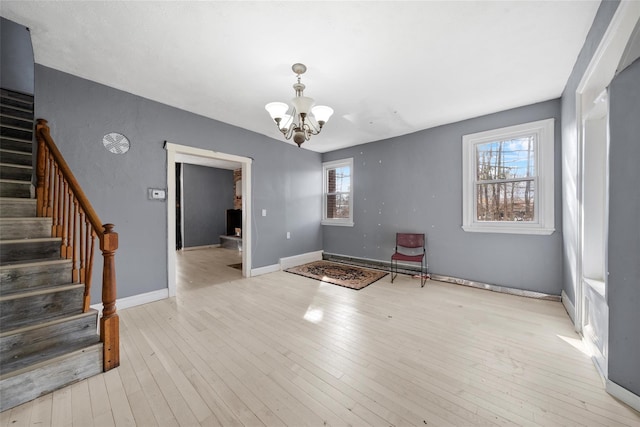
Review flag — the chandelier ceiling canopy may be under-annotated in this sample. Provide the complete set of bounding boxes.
[265,63,333,148]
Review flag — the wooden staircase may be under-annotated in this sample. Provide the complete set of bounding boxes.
[0,89,117,412]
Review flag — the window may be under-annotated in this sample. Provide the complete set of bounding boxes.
[322,158,353,226]
[462,118,555,235]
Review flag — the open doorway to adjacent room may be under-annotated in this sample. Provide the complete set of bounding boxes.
[165,142,252,297]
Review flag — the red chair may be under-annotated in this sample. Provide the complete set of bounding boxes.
[391,233,427,287]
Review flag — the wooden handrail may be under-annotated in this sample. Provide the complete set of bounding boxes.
[35,120,103,233]
[35,118,120,371]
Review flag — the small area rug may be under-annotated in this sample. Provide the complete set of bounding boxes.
[285,260,387,290]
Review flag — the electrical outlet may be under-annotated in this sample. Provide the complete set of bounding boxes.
[286,232,291,239]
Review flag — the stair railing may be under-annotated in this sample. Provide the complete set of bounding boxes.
[34,118,119,371]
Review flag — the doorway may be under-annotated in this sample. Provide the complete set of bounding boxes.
[176,162,183,250]
[165,142,252,297]
[574,2,640,380]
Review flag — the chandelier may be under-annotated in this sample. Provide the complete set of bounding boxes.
[265,63,334,147]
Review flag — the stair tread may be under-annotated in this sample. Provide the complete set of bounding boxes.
[0,283,84,302]
[0,113,34,122]
[0,136,33,143]
[0,178,32,184]
[0,197,36,202]
[0,162,32,168]
[0,121,33,131]
[0,258,71,270]
[0,258,70,271]
[0,217,50,222]
[0,91,34,105]
[0,309,97,338]
[0,123,33,131]
[0,98,34,108]
[0,237,61,243]
[0,148,32,156]
[0,341,101,380]
[1,337,100,376]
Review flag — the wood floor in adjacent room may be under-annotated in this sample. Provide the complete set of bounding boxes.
[2,247,638,426]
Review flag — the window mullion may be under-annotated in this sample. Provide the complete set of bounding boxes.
[476,177,536,185]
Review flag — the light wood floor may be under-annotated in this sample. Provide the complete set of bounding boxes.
[2,247,639,426]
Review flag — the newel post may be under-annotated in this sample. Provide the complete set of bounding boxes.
[35,119,48,217]
[100,223,120,371]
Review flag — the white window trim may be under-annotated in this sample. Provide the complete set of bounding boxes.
[322,158,354,227]
[462,118,555,235]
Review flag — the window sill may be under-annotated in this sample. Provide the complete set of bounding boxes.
[584,278,606,298]
[462,224,555,235]
[321,220,354,227]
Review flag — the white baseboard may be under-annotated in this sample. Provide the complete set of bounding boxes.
[606,379,640,412]
[280,250,323,270]
[90,288,169,315]
[251,263,280,276]
[182,244,220,251]
[561,289,576,324]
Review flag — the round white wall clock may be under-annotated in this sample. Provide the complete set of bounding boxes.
[102,132,130,154]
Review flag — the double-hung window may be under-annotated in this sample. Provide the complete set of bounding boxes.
[322,158,353,226]
[462,118,555,235]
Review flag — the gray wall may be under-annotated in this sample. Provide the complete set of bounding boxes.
[34,65,323,301]
[560,0,619,305]
[608,57,640,396]
[182,164,234,248]
[0,17,34,94]
[322,99,563,295]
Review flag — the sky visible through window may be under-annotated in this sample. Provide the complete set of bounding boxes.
[476,136,535,181]
[333,166,351,192]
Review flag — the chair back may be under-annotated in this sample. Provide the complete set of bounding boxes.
[396,233,425,249]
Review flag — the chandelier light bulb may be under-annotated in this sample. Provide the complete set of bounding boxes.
[311,105,334,124]
[265,102,289,121]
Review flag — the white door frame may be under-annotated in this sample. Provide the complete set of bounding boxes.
[165,142,252,297]
[574,0,640,330]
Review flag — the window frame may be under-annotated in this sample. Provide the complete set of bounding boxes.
[462,118,555,235]
[322,158,354,227]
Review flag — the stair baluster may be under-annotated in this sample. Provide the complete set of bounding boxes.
[35,118,119,371]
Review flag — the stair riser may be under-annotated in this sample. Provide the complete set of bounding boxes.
[0,165,32,181]
[0,343,102,412]
[0,313,98,372]
[0,199,36,217]
[0,106,33,121]
[0,115,33,131]
[0,218,52,239]
[0,89,34,103]
[0,138,32,153]
[0,126,32,141]
[0,262,71,294]
[0,97,33,112]
[0,181,31,198]
[0,150,32,166]
[0,286,84,329]
[0,240,60,264]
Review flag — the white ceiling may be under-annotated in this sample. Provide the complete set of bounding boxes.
[1,1,601,153]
